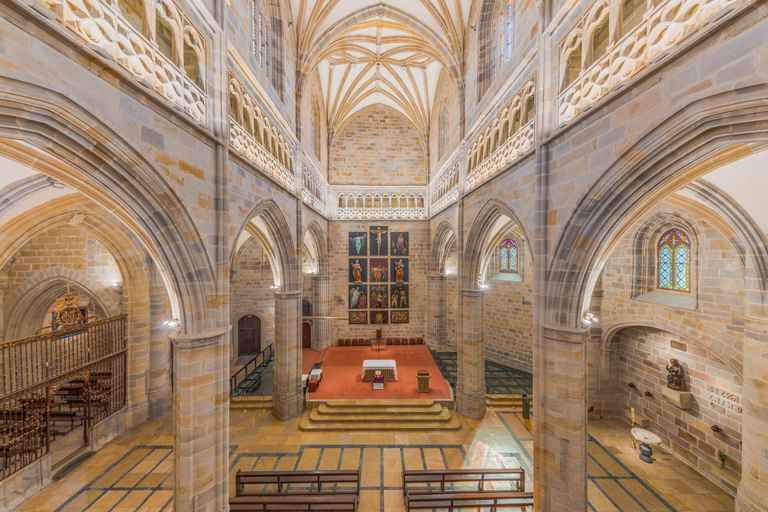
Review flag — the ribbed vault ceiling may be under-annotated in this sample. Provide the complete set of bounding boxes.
[292,0,474,138]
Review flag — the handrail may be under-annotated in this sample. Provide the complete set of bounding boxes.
[230,343,273,395]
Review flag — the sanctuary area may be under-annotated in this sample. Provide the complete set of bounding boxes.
[0,0,767,511]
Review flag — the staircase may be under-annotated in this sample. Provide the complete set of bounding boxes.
[299,398,461,431]
[230,344,273,397]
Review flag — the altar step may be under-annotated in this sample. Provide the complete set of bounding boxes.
[299,399,460,431]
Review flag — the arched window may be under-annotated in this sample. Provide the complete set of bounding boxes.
[119,0,143,32]
[658,229,691,292]
[500,238,518,273]
[491,0,514,81]
[253,0,270,77]
[479,0,514,97]
[621,0,647,36]
[311,100,321,158]
[589,12,610,66]
[155,12,174,61]
[438,99,449,160]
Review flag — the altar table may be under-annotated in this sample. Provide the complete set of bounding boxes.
[362,360,398,382]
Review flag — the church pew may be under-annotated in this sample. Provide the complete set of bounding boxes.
[405,491,533,511]
[403,468,525,497]
[235,469,361,496]
[229,495,358,511]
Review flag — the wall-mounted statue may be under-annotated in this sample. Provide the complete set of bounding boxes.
[666,358,686,391]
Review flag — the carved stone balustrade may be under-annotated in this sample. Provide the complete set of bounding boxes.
[333,189,427,220]
[230,122,294,191]
[430,159,459,216]
[52,0,207,124]
[302,156,328,216]
[467,121,534,191]
[558,0,738,125]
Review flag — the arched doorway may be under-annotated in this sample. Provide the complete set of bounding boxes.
[238,315,261,356]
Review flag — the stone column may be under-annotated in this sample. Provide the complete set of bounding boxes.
[456,289,485,418]
[311,275,331,351]
[427,275,446,350]
[170,327,229,512]
[737,316,768,512]
[148,265,171,418]
[273,291,303,420]
[536,325,588,512]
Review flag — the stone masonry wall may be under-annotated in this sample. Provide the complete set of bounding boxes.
[619,327,742,493]
[483,240,534,372]
[329,221,428,341]
[230,237,275,357]
[329,106,426,186]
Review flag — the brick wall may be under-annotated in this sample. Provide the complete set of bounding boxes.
[329,106,426,186]
[328,221,427,341]
[230,237,275,356]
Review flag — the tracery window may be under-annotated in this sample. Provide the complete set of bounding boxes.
[119,0,143,32]
[500,238,518,273]
[621,0,647,36]
[253,0,270,77]
[311,100,321,158]
[438,99,449,160]
[589,11,610,66]
[658,229,691,292]
[491,0,514,81]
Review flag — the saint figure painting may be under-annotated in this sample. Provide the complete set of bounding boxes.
[349,232,367,256]
[390,232,409,256]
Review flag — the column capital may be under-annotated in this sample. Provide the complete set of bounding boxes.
[460,288,483,297]
[542,324,589,344]
[274,290,302,299]
[311,274,329,282]
[169,327,229,349]
[742,314,768,333]
[428,274,446,281]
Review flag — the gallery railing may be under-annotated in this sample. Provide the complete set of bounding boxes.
[0,315,126,394]
[333,188,428,220]
[430,156,459,216]
[0,318,127,480]
[557,0,739,125]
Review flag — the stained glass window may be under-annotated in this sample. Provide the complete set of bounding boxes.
[500,239,518,273]
[658,229,691,292]
[490,0,514,82]
[438,100,449,159]
[253,1,270,77]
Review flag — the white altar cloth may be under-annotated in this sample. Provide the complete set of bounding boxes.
[362,359,398,380]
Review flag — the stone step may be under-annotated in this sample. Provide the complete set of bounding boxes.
[309,407,453,423]
[316,402,444,415]
[321,398,437,408]
[300,409,461,431]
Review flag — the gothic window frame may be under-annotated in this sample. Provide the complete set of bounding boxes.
[499,238,518,274]
[438,98,449,160]
[252,0,270,78]
[657,228,691,293]
[311,99,321,159]
[478,0,515,99]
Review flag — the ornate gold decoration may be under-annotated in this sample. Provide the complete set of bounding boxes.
[53,283,85,329]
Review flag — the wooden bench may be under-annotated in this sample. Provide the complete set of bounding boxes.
[405,491,534,511]
[229,495,358,511]
[403,468,525,495]
[235,469,361,496]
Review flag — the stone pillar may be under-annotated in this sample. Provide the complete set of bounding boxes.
[311,275,331,351]
[456,289,485,418]
[148,265,171,418]
[536,325,588,512]
[737,316,768,512]
[170,328,229,512]
[273,291,303,420]
[427,275,446,350]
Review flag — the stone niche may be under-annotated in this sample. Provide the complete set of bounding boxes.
[660,385,693,409]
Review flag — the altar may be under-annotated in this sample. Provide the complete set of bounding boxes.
[362,359,397,381]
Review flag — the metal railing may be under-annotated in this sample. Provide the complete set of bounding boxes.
[0,318,127,480]
[230,344,273,396]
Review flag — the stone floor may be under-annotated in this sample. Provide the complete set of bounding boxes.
[16,412,733,511]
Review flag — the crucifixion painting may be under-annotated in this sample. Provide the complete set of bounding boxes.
[369,226,388,256]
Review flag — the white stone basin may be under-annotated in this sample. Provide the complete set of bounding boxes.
[631,428,662,446]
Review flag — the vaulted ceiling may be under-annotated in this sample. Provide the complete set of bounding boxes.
[291,0,475,139]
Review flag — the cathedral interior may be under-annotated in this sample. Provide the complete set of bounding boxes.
[0,0,767,510]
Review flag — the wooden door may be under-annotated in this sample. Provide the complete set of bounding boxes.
[302,322,311,349]
[238,315,260,355]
